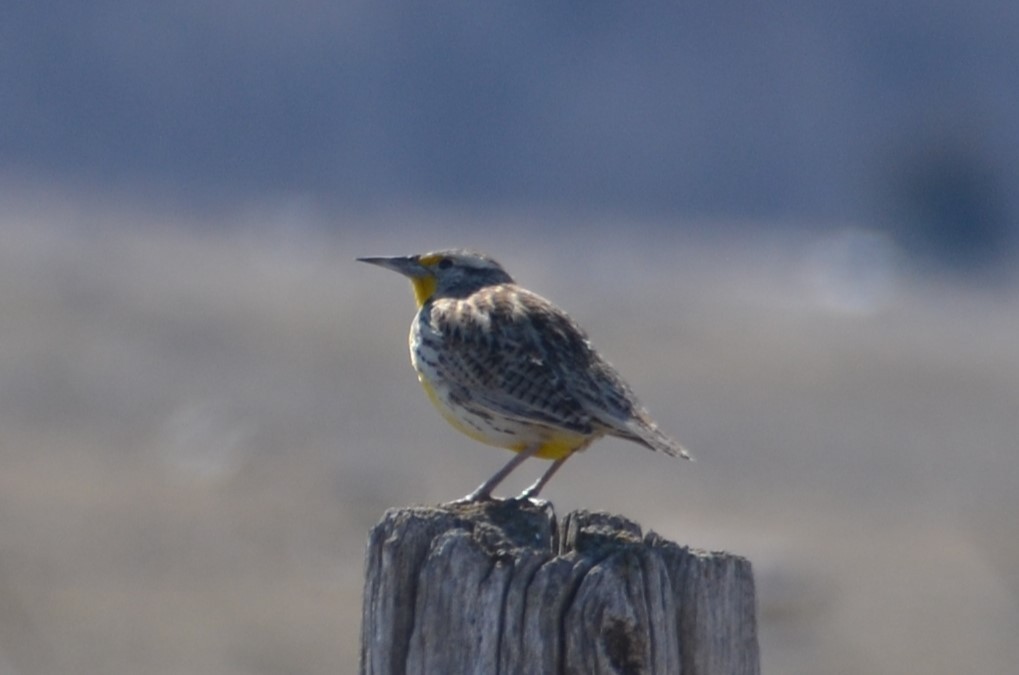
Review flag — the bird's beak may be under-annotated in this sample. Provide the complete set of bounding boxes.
[356,256,430,279]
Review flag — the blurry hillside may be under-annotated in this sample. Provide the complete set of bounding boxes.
[1,200,1017,674]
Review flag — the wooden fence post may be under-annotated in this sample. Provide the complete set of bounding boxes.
[360,499,758,675]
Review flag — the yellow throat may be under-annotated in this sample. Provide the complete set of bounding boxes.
[410,275,437,306]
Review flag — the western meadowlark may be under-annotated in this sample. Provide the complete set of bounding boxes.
[358,249,690,501]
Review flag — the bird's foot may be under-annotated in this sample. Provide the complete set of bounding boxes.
[509,493,550,508]
[447,489,495,505]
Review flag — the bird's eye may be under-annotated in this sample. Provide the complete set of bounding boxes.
[437,258,453,270]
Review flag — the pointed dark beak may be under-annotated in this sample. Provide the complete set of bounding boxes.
[356,256,430,279]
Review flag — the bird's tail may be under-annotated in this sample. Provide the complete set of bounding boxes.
[618,416,693,460]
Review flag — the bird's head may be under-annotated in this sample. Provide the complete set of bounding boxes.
[357,249,514,306]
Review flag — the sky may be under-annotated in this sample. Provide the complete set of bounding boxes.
[3,2,1018,272]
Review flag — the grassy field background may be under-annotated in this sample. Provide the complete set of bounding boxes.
[1,193,1016,674]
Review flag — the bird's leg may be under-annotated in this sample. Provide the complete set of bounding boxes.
[515,452,573,502]
[456,444,543,502]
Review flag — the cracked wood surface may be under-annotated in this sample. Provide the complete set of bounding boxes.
[360,501,758,675]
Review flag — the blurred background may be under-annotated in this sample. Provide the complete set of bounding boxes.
[2,3,1018,674]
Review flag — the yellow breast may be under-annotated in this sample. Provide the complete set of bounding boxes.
[416,376,588,460]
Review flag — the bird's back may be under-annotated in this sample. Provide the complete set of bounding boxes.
[412,283,688,459]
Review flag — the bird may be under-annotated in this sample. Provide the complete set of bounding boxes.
[357,249,691,502]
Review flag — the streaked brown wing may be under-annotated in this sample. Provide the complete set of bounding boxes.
[425,286,622,436]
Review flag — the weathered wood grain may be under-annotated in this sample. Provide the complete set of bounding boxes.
[360,500,758,675]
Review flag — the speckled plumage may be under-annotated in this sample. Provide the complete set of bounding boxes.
[358,249,689,501]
